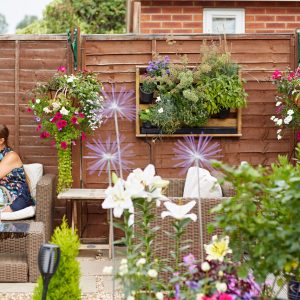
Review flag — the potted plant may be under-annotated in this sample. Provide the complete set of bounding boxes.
[27,67,104,192]
[211,151,300,300]
[139,75,157,104]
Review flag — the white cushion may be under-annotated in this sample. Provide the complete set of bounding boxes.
[23,163,43,198]
[183,167,223,198]
[0,205,36,221]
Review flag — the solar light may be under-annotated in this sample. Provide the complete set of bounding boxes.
[38,244,61,300]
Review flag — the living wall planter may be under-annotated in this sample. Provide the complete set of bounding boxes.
[135,66,242,138]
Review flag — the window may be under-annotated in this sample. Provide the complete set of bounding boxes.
[203,8,245,34]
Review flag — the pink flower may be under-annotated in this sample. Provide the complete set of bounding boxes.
[218,294,233,300]
[272,70,282,80]
[78,112,85,119]
[57,66,66,73]
[50,140,56,147]
[81,132,87,141]
[56,119,68,130]
[60,141,68,150]
[288,72,295,81]
[297,131,300,142]
[202,295,217,300]
[26,107,32,113]
[36,124,42,132]
[40,131,50,139]
[275,104,284,114]
[71,116,78,124]
[51,112,63,123]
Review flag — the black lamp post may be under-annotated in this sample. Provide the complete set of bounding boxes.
[38,244,61,300]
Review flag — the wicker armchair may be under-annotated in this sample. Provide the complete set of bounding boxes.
[0,173,56,282]
[142,174,235,266]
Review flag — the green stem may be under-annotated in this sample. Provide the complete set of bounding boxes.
[174,220,181,272]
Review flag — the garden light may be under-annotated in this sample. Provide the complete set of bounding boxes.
[38,244,61,300]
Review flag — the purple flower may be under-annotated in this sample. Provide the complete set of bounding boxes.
[173,136,222,172]
[35,117,41,122]
[84,135,134,176]
[186,280,200,290]
[183,253,196,265]
[101,84,135,122]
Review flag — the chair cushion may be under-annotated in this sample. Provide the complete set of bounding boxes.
[23,163,43,198]
[1,205,36,221]
[183,167,222,198]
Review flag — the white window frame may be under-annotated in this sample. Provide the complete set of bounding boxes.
[203,8,245,34]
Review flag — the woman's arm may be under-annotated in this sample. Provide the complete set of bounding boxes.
[0,152,22,179]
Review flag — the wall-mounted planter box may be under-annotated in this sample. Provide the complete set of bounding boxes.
[135,66,242,138]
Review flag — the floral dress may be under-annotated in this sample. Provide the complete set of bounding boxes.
[0,147,34,210]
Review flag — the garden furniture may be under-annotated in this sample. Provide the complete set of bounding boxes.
[0,172,55,282]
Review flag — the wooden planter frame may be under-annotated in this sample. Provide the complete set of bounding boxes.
[135,66,242,138]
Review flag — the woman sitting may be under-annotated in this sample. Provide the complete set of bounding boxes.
[0,124,34,212]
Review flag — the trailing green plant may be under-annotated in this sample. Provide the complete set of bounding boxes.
[210,156,300,287]
[33,217,81,300]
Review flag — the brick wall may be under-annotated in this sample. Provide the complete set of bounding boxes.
[139,1,300,34]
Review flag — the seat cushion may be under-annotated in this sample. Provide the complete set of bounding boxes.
[23,163,43,198]
[0,253,28,282]
[1,205,36,221]
[183,167,222,198]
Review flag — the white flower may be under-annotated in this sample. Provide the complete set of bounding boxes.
[155,292,164,300]
[155,96,161,103]
[270,116,275,121]
[216,282,227,293]
[35,99,40,104]
[287,109,294,115]
[52,102,60,109]
[204,235,232,262]
[60,107,69,115]
[67,74,77,83]
[161,200,197,221]
[276,119,283,126]
[284,115,293,124]
[147,269,158,278]
[158,107,164,113]
[276,101,282,106]
[119,259,128,276]
[201,261,210,272]
[277,135,282,140]
[127,296,134,300]
[102,266,113,275]
[218,270,224,277]
[136,258,146,266]
[43,107,51,113]
[273,117,278,123]
[102,179,134,218]
[277,129,282,133]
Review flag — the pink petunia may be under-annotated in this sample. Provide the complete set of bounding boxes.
[56,119,68,130]
[272,70,282,80]
[60,141,68,150]
[40,131,50,139]
[81,132,87,141]
[78,112,85,119]
[50,140,56,147]
[36,124,42,132]
[71,116,78,125]
[288,72,295,81]
[57,66,66,73]
[26,107,32,113]
[218,294,233,300]
[51,112,63,123]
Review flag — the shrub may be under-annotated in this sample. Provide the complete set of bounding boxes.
[33,217,81,300]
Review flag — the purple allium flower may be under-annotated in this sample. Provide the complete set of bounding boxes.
[173,136,222,172]
[101,84,135,122]
[84,136,134,176]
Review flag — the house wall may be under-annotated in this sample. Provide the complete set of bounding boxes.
[0,33,296,237]
[139,1,300,34]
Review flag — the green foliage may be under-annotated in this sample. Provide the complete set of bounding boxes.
[140,76,156,94]
[0,13,8,34]
[211,157,300,282]
[57,148,73,193]
[17,0,125,34]
[33,217,81,300]
[16,15,38,30]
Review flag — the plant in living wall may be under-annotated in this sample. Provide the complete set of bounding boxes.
[27,66,104,192]
[210,156,300,297]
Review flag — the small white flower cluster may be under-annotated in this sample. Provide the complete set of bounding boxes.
[118,258,128,276]
[270,109,294,140]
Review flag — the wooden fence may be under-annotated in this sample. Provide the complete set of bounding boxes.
[0,33,297,237]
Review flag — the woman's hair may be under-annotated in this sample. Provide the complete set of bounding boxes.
[0,124,9,147]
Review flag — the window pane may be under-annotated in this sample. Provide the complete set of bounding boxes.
[212,17,236,34]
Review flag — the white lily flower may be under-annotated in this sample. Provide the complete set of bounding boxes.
[102,179,133,218]
[204,235,232,262]
[60,107,69,115]
[161,200,197,221]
